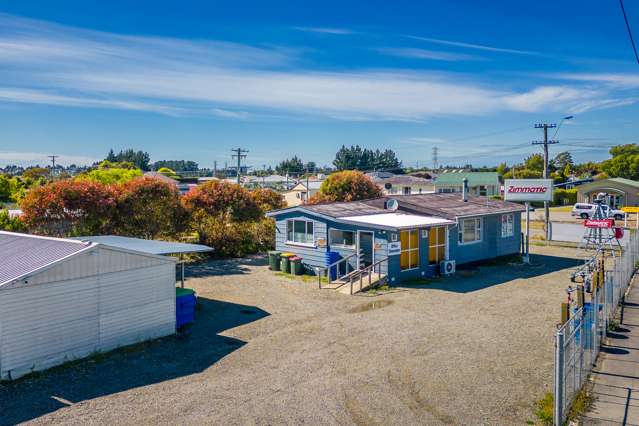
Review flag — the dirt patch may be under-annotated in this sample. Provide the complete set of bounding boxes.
[347,299,394,313]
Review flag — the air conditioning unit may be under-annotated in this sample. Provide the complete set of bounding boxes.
[440,260,456,275]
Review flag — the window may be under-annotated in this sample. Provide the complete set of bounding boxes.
[403,186,411,195]
[286,219,314,245]
[458,218,482,245]
[479,185,487,196]
[400,229,419,271]
[329,229,355,248]
[428,227,447,264]
[501,214,514,237]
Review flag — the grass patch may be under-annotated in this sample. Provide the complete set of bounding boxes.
[274,271,327,284]
[567,386,593,422]
[550,206,573,212]
[534,392,553,425]
[364,284,391,295]
[608,319,621,332]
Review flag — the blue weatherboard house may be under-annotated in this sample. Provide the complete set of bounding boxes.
[266,192,525,288]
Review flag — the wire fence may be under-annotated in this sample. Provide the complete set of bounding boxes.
[553,230,639,425]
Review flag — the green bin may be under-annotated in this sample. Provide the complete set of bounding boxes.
[280,252,295,274]
[268,251,281,271]
[290,256,304,275]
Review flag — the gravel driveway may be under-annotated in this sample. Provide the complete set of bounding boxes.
[0,246,582,425]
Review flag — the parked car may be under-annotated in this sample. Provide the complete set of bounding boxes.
[571,203,626,220]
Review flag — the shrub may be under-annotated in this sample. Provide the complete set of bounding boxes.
[0,210,25,232]
[553,188,577,206]
[20,179,118,236]
[309,170,382,204]
[183,180,261,222]
[113,177,188,239]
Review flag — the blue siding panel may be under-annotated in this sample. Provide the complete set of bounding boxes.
[449,213,521,265]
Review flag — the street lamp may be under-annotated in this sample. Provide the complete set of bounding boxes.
[553,115,574,139]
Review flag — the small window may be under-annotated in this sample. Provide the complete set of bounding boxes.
[458,218,482,245]
[479,185,487,196]
[400,229,420,271]
[501,214,514,237]
[329,229,355,248]
[403,186,411,195]
[286,219,314,245]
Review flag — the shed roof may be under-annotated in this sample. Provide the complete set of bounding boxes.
[71,236,213,255]
[338,213,454,229]
[577,177,639,191]
[144,172,179,185]
[435,171,499,186]
[0,232,94,287]
[373,175,433,186]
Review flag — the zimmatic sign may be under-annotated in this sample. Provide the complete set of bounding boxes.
[584,219,615,228]
[504,179,553,202]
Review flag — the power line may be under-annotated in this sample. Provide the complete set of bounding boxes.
[231,148,248,184]
[619,0,639,65]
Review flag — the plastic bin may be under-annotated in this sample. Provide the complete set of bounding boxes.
[325,251,341,281]
[176,287,196,329]
[280,252,295,274]
[268,250,282,271]
[290,256,304,275]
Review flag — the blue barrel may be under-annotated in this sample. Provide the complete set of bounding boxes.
[325,251,341,280]
[176,288,196,329]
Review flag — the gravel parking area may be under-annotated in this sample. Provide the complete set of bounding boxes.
[1,246,582,425]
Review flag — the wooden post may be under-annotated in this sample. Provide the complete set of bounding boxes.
[576,285,584,308]
[561,302,570,325]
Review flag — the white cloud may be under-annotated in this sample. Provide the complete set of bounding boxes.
[405,35,537,55]
[375,47,479,61]
[211,108,250,120]
[0,151,98,166]
[292,27,355,35]
[552,73,639,88]
[400,137,448,145]
[0,13,634,121]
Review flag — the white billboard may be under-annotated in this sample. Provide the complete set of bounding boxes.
[504,179,553,202]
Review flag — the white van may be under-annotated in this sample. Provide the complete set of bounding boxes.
[571,203,626,220]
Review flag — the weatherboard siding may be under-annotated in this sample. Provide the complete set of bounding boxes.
[448,213,522,265]
[0,248,176,380]
[275,212,328,271]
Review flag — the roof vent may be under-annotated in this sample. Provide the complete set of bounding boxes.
[385,199,399,211]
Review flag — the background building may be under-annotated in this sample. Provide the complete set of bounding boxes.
[576,177,639,208]
[434,171,500,197]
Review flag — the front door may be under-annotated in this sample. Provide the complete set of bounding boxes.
[358,231,374,268]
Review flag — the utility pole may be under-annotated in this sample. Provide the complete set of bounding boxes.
[213,160,217,178]
[532,123,558,241]
[231,148,248,185]
[432,147,439,171]
[48,155,59,178]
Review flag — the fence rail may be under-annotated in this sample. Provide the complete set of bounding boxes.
[553,230,639,425]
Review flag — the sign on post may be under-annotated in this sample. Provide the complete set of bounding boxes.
[622,206,639,213]
[584,219,615,229]
[503,179,554,202]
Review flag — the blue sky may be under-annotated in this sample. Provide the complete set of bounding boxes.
[0,0,638,169]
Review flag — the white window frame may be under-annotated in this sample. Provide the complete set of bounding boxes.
[286,219,315,247]
[501,214,514,238]
[458,217,482,245]
[329,228,356,249]
[400,229,420,271]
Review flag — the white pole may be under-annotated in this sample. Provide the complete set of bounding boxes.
[524,201,531,264]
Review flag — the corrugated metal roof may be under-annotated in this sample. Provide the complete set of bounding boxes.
[302,201,387,217]
[578,177,639,191]
[72,235,213,255]
[0,232,94,286]
[434,171,499,186]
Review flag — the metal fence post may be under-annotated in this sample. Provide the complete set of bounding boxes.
[554,327,565,426]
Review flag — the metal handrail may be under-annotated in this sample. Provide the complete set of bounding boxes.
[349,257,388,295]
[317,253,358,288]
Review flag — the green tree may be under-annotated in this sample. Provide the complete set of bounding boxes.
[563,163,572,178]
[496,162,507,177]
[552,151,573,171]
[0,174,11,201]
[275,156,305,176]
[105,149,151,171]
[309,170,382,203]
[333,145,401,171]
[601,153,639,180]
[152,160,199,172]
[524,154,544,172]
[0,210,25,232]
[81,166,142,184]
[610,143,639,157]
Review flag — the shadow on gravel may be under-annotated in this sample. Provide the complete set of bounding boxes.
[186,254,268,278]
[0,297,269,426]
[397,254,581,294]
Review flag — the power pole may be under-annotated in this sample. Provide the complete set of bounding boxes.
[432,147,439,171]
[48,155,59,178]
[231,148,248,185]
[213,160,217,178]
[532,123,558,241]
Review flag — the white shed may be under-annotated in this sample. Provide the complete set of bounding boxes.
[0,231,178,380]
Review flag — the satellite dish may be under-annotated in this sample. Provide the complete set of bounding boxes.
[384,182,392,190]
[385,199,399,211]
